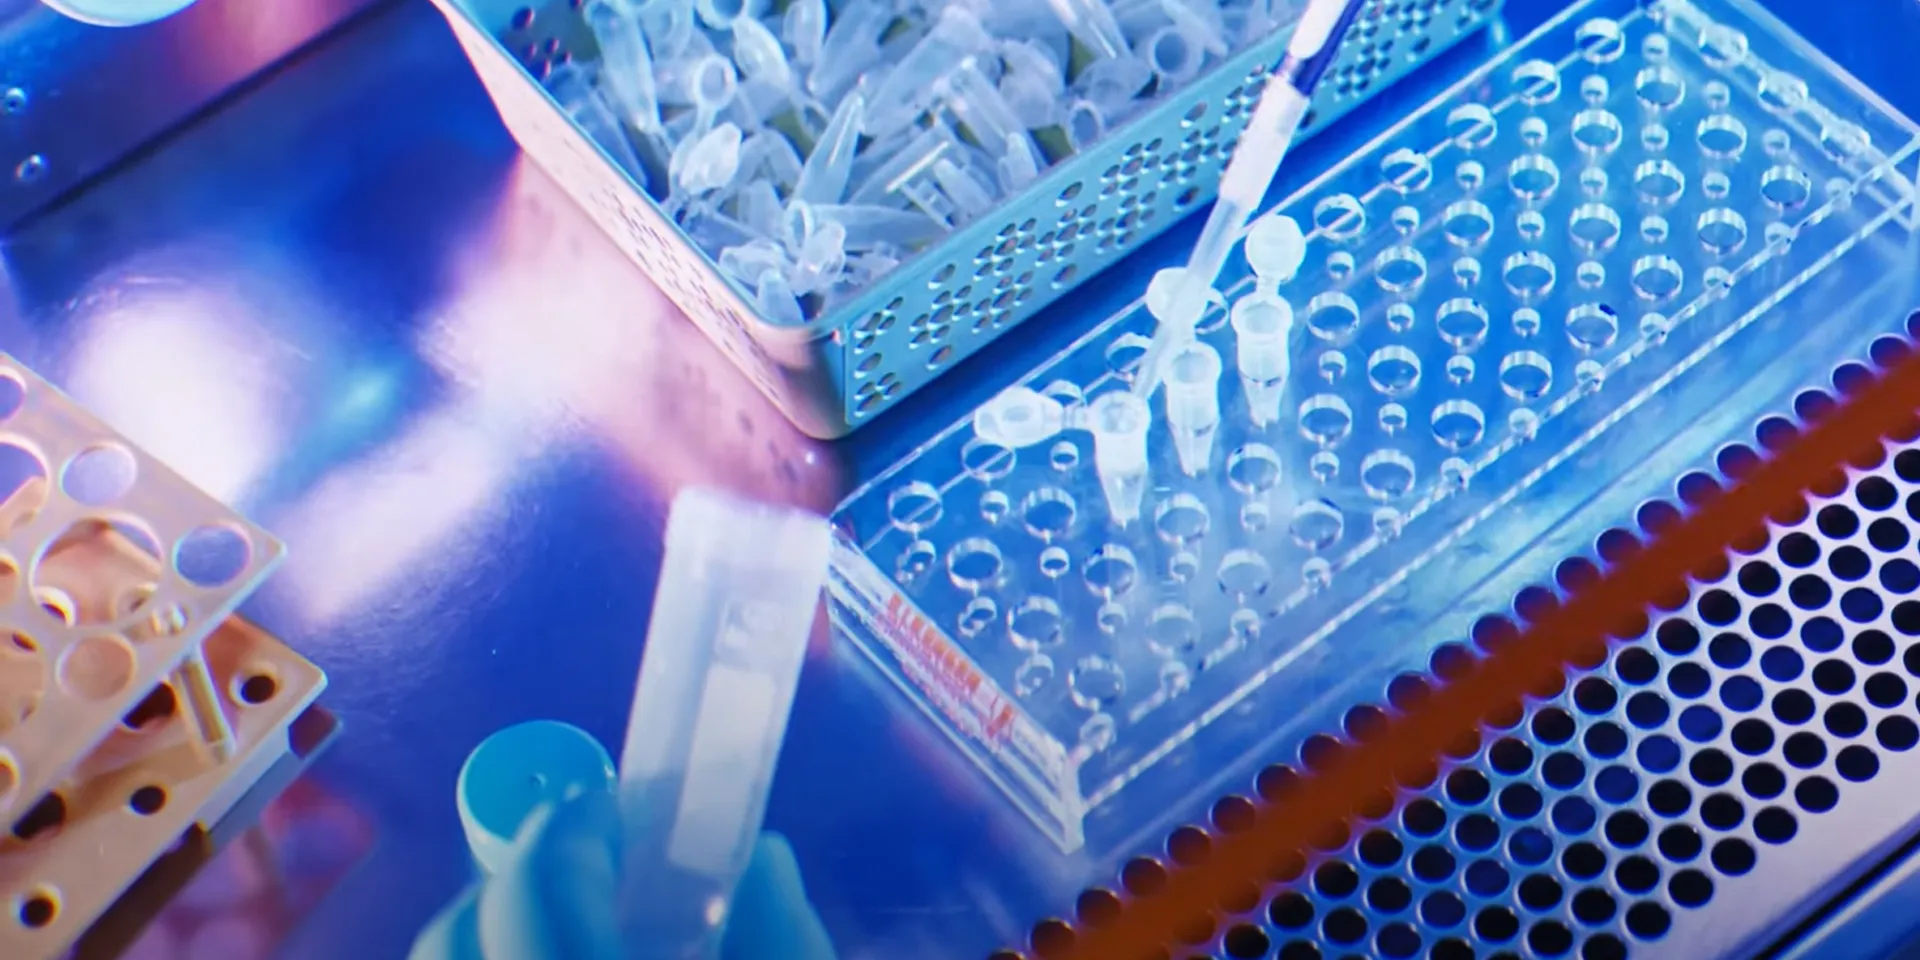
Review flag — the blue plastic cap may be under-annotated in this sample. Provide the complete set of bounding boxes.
[457,720,615,875]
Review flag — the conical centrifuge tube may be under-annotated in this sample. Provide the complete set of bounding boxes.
[1161,340,1222,476]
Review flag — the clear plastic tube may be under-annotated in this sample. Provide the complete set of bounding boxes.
[1041,0,1131,61]
[1087,390,1152,526]
[615,488,829,960]
[792,92,866,206]
[584,0,664,134]
[1133,0,1365,400]
[1162,341,1223,475]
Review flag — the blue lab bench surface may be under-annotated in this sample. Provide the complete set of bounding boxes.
[3,2,1920,958]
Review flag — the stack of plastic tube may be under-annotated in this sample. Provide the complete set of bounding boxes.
[557,0,1290,321]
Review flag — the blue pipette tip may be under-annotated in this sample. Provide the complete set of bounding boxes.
[457,720,616,875]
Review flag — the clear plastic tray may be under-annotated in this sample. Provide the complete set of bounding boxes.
[828,0,1920,852]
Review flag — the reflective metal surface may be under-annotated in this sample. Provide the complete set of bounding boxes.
[0,0,390,229]
[2,1,1918,958]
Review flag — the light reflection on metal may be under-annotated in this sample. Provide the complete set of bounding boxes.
[277,159,838,628]
[64,277,290,506]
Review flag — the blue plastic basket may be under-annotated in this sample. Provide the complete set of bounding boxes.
[426,0,1506,437]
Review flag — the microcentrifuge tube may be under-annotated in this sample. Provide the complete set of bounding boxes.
[807,203,944,251]
[1000,38,1067,92]
[936,60,1032,168]
[718,239,789,282]
[1042,0,1131,61]
[931,157,997,218]
[669,121,744,196]
[807,0,888,102]
[1075,56,1154,115]
[755,268,806,325]
[740,130,803,192]
[1158,0,1229,57]
[1230,292,1293,428]
[788,220,848,295]
[637,0,697,62]
[1145,266,1221,343]
[973,386,1070,449]
[693,0,758,29]
[898,177,960,229]
[1087,390,1152,527]
[729,16,792,89]
[1064,100,1105,152]
[1244,212,1307,293]
[1162,341,1223,476]
[997,134,1044,193]
[615,487,830,960]
[734,180,783,239]
[792,92,865,206]
[866,6,995,138]
[782,0,826,66]
[584,0,664,135]
[547,64,650,188]
[684,55,738,132]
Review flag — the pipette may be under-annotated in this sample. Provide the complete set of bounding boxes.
[615,486,830,959]
[1131,0,1368,401]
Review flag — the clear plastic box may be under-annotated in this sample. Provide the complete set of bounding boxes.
[425,0,1505,437]
[828,0,1920,852]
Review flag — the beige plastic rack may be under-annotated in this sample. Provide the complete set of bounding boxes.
[0,355,326,959]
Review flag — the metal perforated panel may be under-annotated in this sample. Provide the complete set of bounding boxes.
[1017,328,1920,960]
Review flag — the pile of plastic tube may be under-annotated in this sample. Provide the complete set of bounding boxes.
[555,0,1290,323]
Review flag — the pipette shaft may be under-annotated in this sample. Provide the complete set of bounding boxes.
[1132,0,1367,400]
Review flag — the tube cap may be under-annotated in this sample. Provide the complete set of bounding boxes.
[456,720,615,875]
